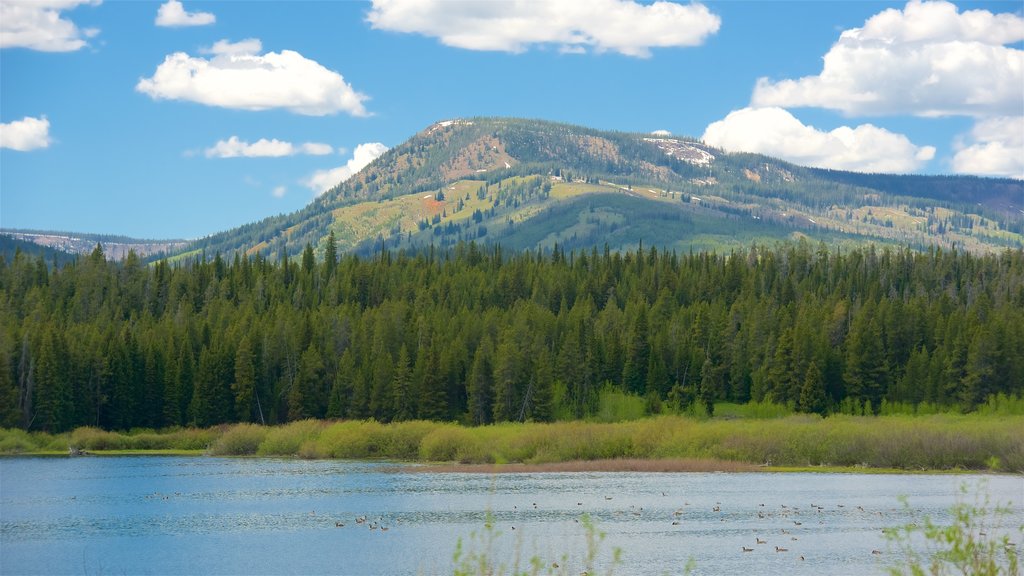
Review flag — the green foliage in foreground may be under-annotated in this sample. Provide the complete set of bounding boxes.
[887,483,1022,576]
[3,413,1021,471]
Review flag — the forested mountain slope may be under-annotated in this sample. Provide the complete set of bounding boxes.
[178,118,1023,261]
[3,241,1021,432]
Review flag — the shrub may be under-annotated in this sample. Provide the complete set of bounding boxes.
[210,423,268,455]
[886,482,1022,576]
[70,427,128,450]
[0,428,41,453]
[257,419,323,456]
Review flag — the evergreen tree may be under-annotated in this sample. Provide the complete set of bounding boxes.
[621,305,649,394]
[492,332,520,422]
[327,349,355,419]
[290,344,324,421]
[417,346,447,421]
[698,357,719,416]
[844,312,888,413]
[798,361,827,415]
[232,335,256,422]
[467,338,494,425]
[324,230,338,280]
[391,345,414,421]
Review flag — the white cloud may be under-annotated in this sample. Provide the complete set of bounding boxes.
[301,142,334,156]
[0,0,100,52]
[202,38,261,56]
[952,116,1024,179]
[367,0,720,58]
[751,0,1024,118]
[303,142,388,195]
[155,0,215,27]
[272,186,287,198]
[0,116,52,151]
[650,129,672,136]
[204,136,335,158]
[702,107,936,174]
[136,39,370,116]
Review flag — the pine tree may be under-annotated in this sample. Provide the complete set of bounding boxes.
[621,305,649,395]
[767,328,796,404]
[844,312,888,413]
[698,357,720,416]
[961,327,998,410]
[324,230,338,280]
[327,349,354,419]
[290,344,324,421]
[0,331,20,428]
[798,361,827,415]
[391,345,413,421]
[492,333,520,422]
[467,338,494,425]
[417,346,447,421]
[233,335,256,421]
[33,327,71,432]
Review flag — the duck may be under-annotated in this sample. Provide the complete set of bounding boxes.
[756,538,767,544]
[775,546,788,552]
[741,547,753,552]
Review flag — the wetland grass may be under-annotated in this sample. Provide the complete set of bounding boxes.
[2,411,1020,472]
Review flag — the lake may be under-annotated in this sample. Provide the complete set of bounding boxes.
[1,457,1021,575]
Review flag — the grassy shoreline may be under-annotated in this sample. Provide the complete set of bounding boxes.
[2,413,1021,473]
[1,452,1000,475]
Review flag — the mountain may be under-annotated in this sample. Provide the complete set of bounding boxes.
[1,229,189,261]
[175,117,1023,261]
[0,234,78,267]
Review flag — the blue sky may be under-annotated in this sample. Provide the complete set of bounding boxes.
[1,0,1021,240]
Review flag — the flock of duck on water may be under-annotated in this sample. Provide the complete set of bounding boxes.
[316,497,893,560]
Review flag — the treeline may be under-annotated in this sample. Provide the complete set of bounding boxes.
[1,240,1022,433]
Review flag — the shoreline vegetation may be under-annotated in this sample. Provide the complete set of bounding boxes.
[2,410,1021,473]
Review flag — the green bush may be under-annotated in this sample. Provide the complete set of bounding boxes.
[257,419,323,456]
[210,423,268,455]
[70,427,129,450]
[0,428,41,453]
[886,482,1022,576]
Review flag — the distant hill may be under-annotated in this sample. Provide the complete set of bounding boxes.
[171,118,1024,260]
[0,234,78,267]
[0,229,189,261]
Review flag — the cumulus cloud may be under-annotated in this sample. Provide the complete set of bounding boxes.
[751,0,1024,118]
[367,0,720,57]
[952,116,1024,179]
[272,186,287,198]
[155,0,215,27]
[702,107,936,174]
[201,38,261,56]
[204,136,335,158]
[303,142,388,195]
[650,129,672,136]
[136,39,370,116]
[0,116,52,151]
[0,0,100,52]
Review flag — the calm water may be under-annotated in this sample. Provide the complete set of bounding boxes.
[1,457,1021,576]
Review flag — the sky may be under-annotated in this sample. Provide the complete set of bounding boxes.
[1,0,1022,240]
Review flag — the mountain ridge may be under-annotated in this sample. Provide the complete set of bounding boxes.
[20,117,1024,261]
